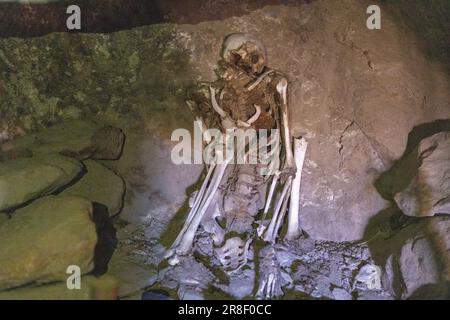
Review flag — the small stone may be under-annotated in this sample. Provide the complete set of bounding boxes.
[354,264,382,290]
[332,288,352,300]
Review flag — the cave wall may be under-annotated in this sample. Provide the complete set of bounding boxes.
[0,0,449,242]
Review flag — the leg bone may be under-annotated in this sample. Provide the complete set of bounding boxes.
[285,137,308,241]
[262,176,292,243]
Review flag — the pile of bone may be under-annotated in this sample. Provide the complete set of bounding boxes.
[0,120,126,299]
[157,230,393,300]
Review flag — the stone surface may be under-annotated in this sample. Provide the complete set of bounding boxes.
[61,159,125,216]
[0,213,8,226]
[1,120,125,161]
[0,277,94,300]
[0,275,118,300]
[370,216,450,299]
[394,132,450,217]
[0,155,83,212]
[0,195,97,291]
[90,125,126,160]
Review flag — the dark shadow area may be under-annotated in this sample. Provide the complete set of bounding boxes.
[380,0,450,71]
[408,281,450,300]
[91,202,118,276]
[141,288,172,300]
[0,0,311,38]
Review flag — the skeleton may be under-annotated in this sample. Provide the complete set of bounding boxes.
[165,33,308,299]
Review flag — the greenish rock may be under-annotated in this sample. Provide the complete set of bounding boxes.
[0,213,8,226]
[61,160,125,216]
[0,195,97,291]
[0,25,193,140]
[0,275,118,300]
[0,277,94,300]
[0,155,83,212]
[2,120,125,160]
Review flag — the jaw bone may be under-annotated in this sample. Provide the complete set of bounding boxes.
[285,137,308,241]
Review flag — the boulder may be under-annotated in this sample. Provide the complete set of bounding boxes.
[0,155,83,212]
[0,195,97,291]
[394,132,450,217]
[60,160,125,216]
[371,216,450,299]
[1,120,125,161]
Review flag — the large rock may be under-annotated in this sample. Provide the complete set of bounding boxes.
[371,216,450,299]
[0,155,83,212]
[394,132,450,217]
[1,120,125,161]
[61,160,125,216]
[0,196,97,291]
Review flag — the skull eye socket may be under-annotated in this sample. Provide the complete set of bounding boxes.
[230,51,242,64]
[251,54,259,64]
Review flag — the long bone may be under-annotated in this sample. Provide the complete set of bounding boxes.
[276,78,296,175]
[285,137,308,241]
[273,187,290,241]
[262,176,292,243]
[257,132,281,237]
[174,155,231,256]
[263,171,281,215]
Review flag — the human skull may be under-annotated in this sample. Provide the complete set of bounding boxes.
[221,33,267,75]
